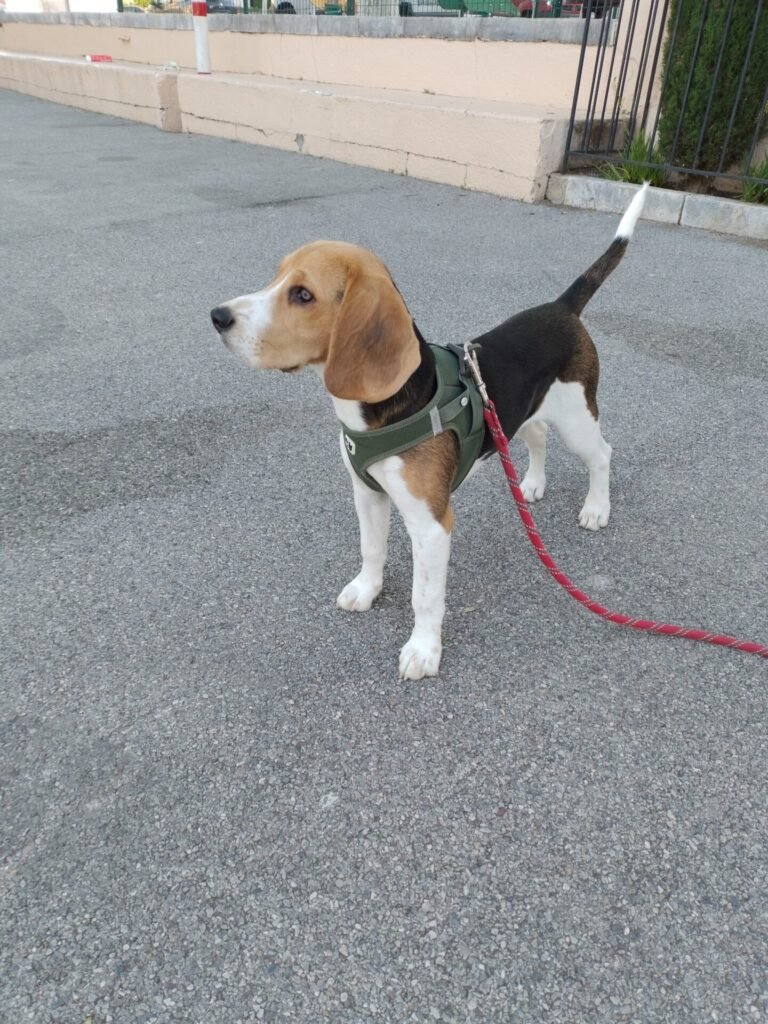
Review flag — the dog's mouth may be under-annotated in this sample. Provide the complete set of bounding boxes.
[224,340,300,374]
[220,335,262,369]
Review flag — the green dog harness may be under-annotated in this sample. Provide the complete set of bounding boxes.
[340,344,486,494]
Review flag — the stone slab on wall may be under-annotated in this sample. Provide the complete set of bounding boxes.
[0,51,180,129]
[176,71,566,200]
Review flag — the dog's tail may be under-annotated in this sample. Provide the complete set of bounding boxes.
[557,182,648,316]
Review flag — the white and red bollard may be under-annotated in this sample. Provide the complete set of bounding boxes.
[191,1,211,75]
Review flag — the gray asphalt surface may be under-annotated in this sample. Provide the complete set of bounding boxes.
[1,88,767,1024]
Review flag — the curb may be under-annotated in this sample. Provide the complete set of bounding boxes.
[547,173,768,242]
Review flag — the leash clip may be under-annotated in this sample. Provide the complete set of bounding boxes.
[463,342,490,408]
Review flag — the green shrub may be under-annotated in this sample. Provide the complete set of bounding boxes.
[658,1,768,173]
[739,156,768,204]
[599,133,668,187]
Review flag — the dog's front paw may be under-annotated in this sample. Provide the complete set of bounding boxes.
[399,635,442,680]
[578,500,610,531]
[336,575,382,612]
[521,473,546,503]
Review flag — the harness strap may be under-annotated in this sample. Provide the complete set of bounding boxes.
[341,344,486,493]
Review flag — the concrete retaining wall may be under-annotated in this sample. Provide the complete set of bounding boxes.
[0,49,567,200]
[0,11,592,200]
[177,71,568,199]
[0,51,181,129]
[0,11,600,106]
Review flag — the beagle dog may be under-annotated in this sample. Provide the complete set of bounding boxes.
[210,185,647,680]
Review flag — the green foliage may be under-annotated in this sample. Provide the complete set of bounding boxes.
[599,133,668,187]
[443,0,520,13]
[658,1,768,173]
[739,156,768,204]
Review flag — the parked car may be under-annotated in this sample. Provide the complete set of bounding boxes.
[513,0,553,14]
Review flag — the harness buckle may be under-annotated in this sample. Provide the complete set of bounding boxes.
[463,342,491,408]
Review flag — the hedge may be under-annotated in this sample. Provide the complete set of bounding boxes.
[658,0,768,172]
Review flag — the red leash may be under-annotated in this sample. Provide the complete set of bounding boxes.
[483,398,768,660]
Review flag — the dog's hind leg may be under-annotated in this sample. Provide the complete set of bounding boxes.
[536,380,612,531]
[516,421,548,502]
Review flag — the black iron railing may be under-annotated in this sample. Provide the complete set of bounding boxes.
[563,0,768,196]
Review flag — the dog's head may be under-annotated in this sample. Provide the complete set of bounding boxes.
[210,241,420,404]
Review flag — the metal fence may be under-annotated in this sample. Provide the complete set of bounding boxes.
[121,0,611,18]
[563,0,768,197]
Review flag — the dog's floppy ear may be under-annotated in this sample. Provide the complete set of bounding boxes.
[324,269,420,403]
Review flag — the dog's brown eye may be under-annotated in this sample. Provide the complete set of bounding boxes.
[290,286,314,305]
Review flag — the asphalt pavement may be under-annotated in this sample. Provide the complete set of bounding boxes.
[1,88,767,1024]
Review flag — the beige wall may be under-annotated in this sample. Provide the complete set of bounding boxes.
[175,71,567,200]
[0,21,196,67]
[0,15,606,203]
[0,52,181,129]
[209,34,593,110]
[0,19,595,112]
[1,48,571,201]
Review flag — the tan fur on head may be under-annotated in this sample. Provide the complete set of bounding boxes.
[245,242,349,372]
[224,241,420,403]
[324,263,420,403]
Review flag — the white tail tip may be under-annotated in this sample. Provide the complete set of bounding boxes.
[615,181,649,240]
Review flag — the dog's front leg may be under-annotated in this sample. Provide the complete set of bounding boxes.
[399,510,451,680]
[337,456,390,612]
[370,457,451,680]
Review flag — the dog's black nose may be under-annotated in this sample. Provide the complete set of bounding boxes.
[211,306,235,333]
